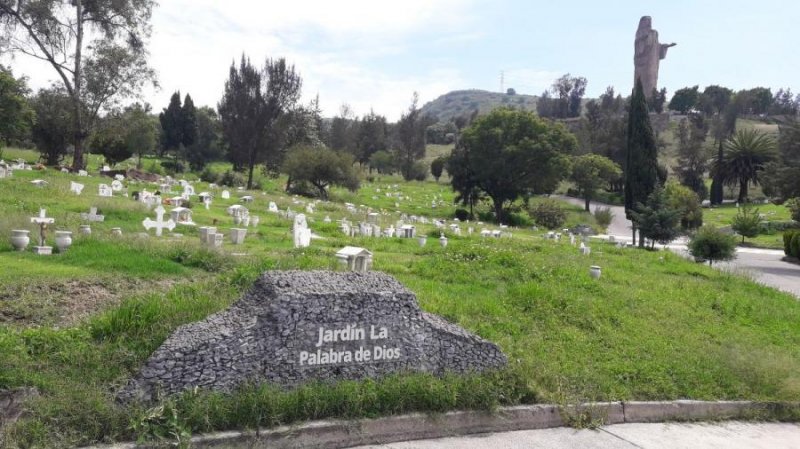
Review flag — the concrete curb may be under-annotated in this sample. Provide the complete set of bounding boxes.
[84,400,799,449]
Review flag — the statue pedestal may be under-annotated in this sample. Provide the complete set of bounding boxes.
[33,246,53,255]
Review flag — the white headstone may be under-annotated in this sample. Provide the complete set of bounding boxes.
[98,184,112,197]
[78,170,88,177]
[221,190,230,199]
[142,205,176,237]
[268,202,279,213]
[70,181,84,195]
[293,214,312,248]
[81,207,105,222]
[114,174,125,181]
[111,179,123,192]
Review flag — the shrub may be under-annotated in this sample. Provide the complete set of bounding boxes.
[793,233,800,258]
[160,160,185,174]
[430,157,446,182]
[664,181,703,230]
[593,207,614,229]
[219,170,245,188]
[731,203,762,243]
[454,208,470,222]
[508,212,533,227]
[531,200,566,229]
[688,226,737,266]
[199,167,220,184]
[408,161,428,181]
[784,230,800,256]
[368,150,395,174]
[787,198,800,222]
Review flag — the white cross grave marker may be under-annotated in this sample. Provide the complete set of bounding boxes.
[142,205,176,237]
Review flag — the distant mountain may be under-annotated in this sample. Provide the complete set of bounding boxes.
[420,89,539,123]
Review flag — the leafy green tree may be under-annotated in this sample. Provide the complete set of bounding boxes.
[631,187,681,248]
[283,146,359,198]
[650,87,667,113]
[394,93,435,180]
[569,154,622,211]
[697,85,733,115]
[356,110,388,165]
[449,108,576,224]
[731,203,762,243]
[181,94,197,150]
[737,87,773,115]
[328,104,359,153]
[0,67,33,151]
[121,103,159,169]
[89,118,132,166]
[30,88,75,166]
[539,73,587,118]
[688,226,738,266]
[186,107,223,172]
[762,118,800,201]
[1,0,157,170]
[664,181,703,230]
[368,150,395,175]
[709,99,741,204]
[625,79,660,246]
[430,156,446,182]
[673,116,709,200]
[668,86,699,113]
[159,92,184,156]
[712,129,777,203]
[219,56,302,188]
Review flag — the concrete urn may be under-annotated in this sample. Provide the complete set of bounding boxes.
[79,225,92,235]
[417,236,427,247]
[54,231,73,252]
[589,265,602,279]
[10,230,30,251]
[439,234,448,248]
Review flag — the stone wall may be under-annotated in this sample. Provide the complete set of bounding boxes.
[119,271,507,402]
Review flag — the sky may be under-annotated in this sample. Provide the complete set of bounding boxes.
[5,0,800,121]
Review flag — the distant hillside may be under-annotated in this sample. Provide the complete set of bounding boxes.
[420,89,538,123]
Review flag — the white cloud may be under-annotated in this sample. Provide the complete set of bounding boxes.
[6,0,477,121]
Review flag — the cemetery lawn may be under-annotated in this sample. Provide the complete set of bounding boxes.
[701,203,792,250]
[2,168,800,447]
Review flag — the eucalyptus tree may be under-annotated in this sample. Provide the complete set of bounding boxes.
[0,0,157,170]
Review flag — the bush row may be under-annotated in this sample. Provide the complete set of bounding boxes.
[784,229,800,258]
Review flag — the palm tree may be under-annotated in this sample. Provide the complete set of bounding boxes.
[712,129,776,203]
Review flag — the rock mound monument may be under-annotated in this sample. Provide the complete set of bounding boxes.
[120,271,507,401]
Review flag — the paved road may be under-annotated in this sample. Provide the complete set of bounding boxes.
[555,195,800,298]
[351,422,800,449]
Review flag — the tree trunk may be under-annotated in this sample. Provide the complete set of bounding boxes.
[631,225,637,246]
[492,198,505,225]
[738,179,748,204]
[584,196,591,212]
[71,0,86,171]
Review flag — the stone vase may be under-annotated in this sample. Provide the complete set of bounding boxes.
[79,225,91,235]
[589,265,602,279]
[439,235,448,248]
[10,230,30,251]
[250,216,260,227]
[54,231,73,252]
[418,236,427,247]
[111,227,123,236]
[241,216,251,227]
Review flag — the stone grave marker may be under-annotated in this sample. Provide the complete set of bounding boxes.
[142,205,176,237]
[221,190,230,199]
[119,271,507,401]
[98,184,112,197]
[230,228,247,244]
[70,181,84,195]
[268,202,279,213]
[30,209,55,255]
[111,180,124,192]
[336,246,373,272]
[293,214,311,248]
[80,207,105,222]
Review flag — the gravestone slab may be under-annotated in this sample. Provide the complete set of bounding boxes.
[119,271,507,402]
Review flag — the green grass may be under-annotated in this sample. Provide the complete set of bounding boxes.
[701,203,793,249]
[1,166,800,447]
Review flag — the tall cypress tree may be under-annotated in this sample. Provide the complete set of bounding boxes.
[625,79,660,246]
[159,91,183,157]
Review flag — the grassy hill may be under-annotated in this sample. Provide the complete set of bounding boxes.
[2,155,800,447]
[420,89,539,123]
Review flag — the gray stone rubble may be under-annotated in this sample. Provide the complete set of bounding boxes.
[119,270,507,402]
